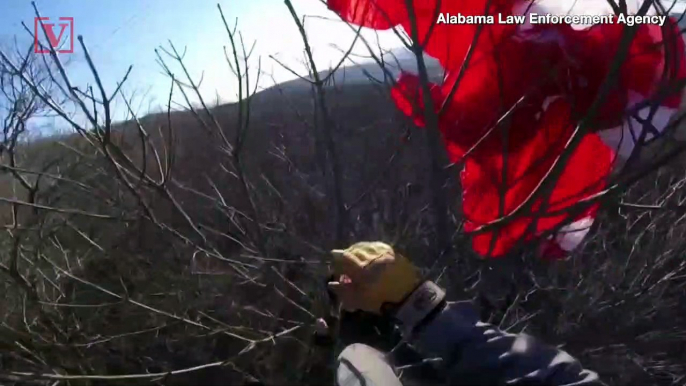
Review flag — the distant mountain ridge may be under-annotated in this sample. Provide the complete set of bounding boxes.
[264,49,443,95]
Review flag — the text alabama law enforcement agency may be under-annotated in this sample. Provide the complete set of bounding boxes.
[436,13,668,27]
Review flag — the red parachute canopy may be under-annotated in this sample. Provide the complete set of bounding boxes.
[328,0,686,258]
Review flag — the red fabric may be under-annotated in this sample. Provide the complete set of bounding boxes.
[460,98,611,257]
[328,0,685,258]
[327,0,408,30]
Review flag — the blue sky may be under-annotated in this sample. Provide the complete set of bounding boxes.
[0,0,404,124]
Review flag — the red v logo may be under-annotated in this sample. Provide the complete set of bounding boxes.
[34,17,74,53]
[43,22,69,48]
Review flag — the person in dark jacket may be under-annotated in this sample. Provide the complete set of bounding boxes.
[324,242,604,386]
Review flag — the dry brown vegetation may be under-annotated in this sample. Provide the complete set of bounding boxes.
[1,1,686,385]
